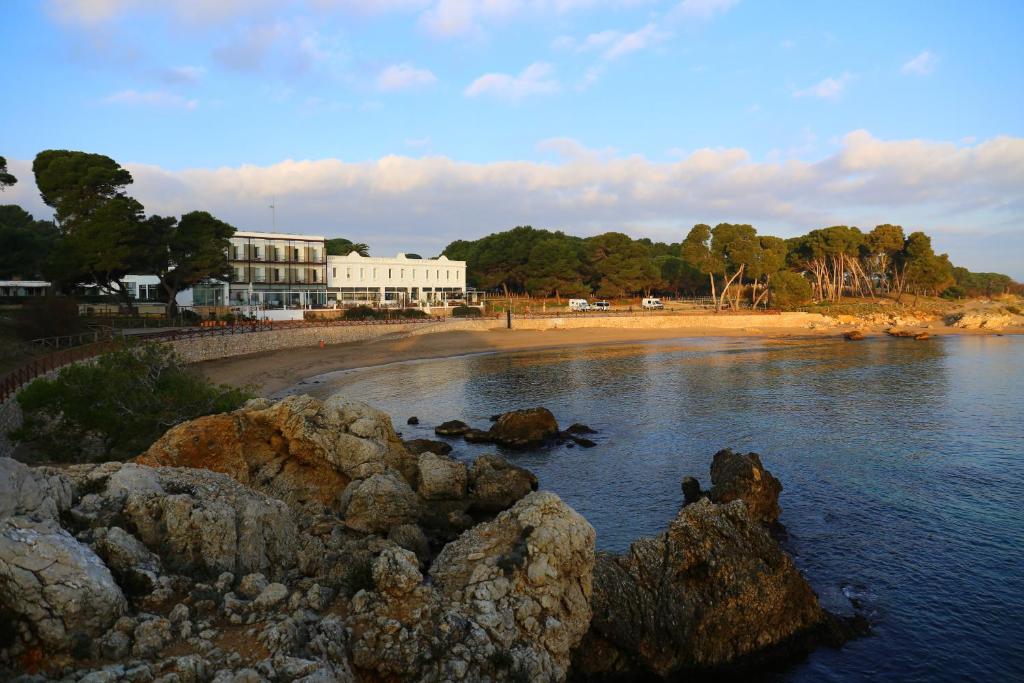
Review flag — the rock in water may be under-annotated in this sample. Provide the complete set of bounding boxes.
[843,330,865,341]
[681,476,703,505]
[576,498,826,678]
[487,407,561,448]
[407,416,419,425]
[135,395,417,514]
[402,438,452,455]
[469,454,539,513]
[709,449,783,526]
[435,419,472,436]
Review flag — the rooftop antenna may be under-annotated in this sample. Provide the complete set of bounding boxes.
[269,197,276,231]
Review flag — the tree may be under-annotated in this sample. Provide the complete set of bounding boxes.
[326,238,369,256]
[146,211,236,316]
[0,205,59,279]
[899,232,953,301]
[769,271,813,309]
[752,235,788,308]
[710,223,761,311]
[524,237,588,301]
[788,226,867,302]
[866,224,905,292]
[682,224,722,306]
[586,232,660,298]
[0,156,16,189]
[33,150,134,229]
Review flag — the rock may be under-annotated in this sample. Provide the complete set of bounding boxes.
[843,330,865,341]
[416,452,468,500]
[681,476,703,505]
[90,526,164,596]
[914,332,931,341]
[435,419,472,437]
[946,311,1018,330]
[99,628,132,660]
[135,395,417,514]
[132,617,172,657]
[339,471,419,534]
[469,454,539,513]
[563,433,596,448]
[0,457,73,520]
[486,408,560,448]
[577,498,826,678]
[64,464,298,580]
[463,428,495,444]
[237,573,268,599]
[402,438,452,456]
[348,492,595,682]
[406,416,419,425]
[886,327,920,338]
[387,524,431,567]
[708,449,783,526]
[252,583,289,611]
[0,517,127,652]
[565,423,597,435]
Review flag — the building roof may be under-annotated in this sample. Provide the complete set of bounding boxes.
[234,230,326,241]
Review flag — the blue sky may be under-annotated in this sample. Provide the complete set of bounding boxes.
[1,0,1022,276]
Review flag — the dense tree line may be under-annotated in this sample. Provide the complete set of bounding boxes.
[1,150,235,315]
[444,224,1019,307]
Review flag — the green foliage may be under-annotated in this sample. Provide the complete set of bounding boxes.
[452,305,483,317]
[0,205,59,280]
[145,210,235,315]
[586,231,660,297]
[325,238,369,256]
[343,305,378,320]
[769,271,813,309]
[33,150,134,229]
[0,156,16,189]
[951,267,1014,297]
[524,237,589,298]
[14,344,252,462]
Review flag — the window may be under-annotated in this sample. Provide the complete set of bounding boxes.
[274,268,281,282]
[332,267,336,278]
[388,268,392,278]
[446,270,450,280]
[426,269,430,280]
[232,246,240,259]
[254,246,261,260]
[312,270,318,282]
[360,267,364,280]
[346,267,351,280]
[293,247,300,261]
[373,268,378,278]
[400,269,405,279]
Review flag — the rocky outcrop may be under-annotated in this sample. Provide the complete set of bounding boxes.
[946,311,1019,330]
[709,449,783,526]
[576,498,826,679]
[338,471,419,534]
[469,453,539,513]
[487,407,561,448]
[435,419,472,436]
[402,438,452,455]
[348,492,595,682]
[416,451,468,501]
[136,395,417,514]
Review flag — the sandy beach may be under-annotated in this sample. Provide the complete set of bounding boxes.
[196,325,840,396]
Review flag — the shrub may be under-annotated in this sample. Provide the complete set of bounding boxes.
[343,305,379,320]
[14,343,252,462]
[398,308,428,319]
[769,271,813,309]
[941,285,967,300]
[1006,305,1021,315]
[452,305,482,317]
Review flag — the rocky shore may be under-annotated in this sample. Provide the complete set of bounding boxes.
[1,397,864,682]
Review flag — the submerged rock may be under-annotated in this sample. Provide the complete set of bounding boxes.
[487,407,561,448]
[843,330,866,341]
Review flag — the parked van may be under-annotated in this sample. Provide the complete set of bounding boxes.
[568,299,591,312]
[592,300,610,311]
[641,297,664,310]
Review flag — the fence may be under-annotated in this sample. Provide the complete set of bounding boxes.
[1,316,444,404]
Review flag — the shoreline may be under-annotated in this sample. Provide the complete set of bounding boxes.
[195,323,1021,396]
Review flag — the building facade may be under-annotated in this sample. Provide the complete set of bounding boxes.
[326,252,467,307]
[225,231,328,309]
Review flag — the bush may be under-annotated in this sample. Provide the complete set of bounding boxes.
[14,344,252,462]
[452,305,483,317]
[343,305,379,320]
[398,308,428,319]
[769,271,813,309]
[941,285,967,300]
[1006,305,1021,315]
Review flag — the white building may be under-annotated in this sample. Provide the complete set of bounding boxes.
[326,252,467,307]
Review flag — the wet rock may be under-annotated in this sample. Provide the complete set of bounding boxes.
[435,419,472,437]
[402,438,452,456]
[135,395,417,514]
[565,423,597,435]
[681,476,704,506]
[463,428,495,444]
[416,452,468,501]
[339,471,419,534]
[709,449,783,526]
[577,498,826,679]
[563,433,596,448]
[0,517,127,652]
[487,407,560,449]
[469,454,539,513]
[843,330,865,341]
[406,416,419,425]
[914,332,931,341]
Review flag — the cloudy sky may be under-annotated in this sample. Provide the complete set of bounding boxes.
[1,0,1022,275]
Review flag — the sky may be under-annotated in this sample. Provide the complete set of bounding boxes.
[1,0,1022,276]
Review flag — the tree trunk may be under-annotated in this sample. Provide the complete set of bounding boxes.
[161,280,180,318]
[710,273,718,312]
[717,265,744,312]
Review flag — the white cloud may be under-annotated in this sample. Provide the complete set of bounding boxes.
[671,0,738,21]
[465,62,560,101]
[156,65,206,85]
[574,23,671,61]
[5,131,1022,273]
[377,63,438,91]
[901,50,938,76]
[103,89,199,110]
[794,72,854,100]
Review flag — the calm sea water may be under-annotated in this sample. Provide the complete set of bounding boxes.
[291,335,1024,682]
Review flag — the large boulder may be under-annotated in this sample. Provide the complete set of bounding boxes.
[469,454,539,513]
[487,408,560,449]
[348,492,595,682]
[416,452,468,501]
[0,517,127,653]
[339,471,419,534]
[709,449,783,526]
[577,498,826,678]
[0,457,73,520]
[402,438,453,456]
[63,463,298,580]
[136,395,417,514]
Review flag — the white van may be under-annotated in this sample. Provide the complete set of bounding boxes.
[641,297,664,310]
[568,299,591,312]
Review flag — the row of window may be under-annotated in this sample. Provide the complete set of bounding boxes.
[230,245,322,262]
[330,266,459,282]
[233,267,321,283]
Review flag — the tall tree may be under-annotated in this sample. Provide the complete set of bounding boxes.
[0,156,16,189]
[146,211,236,316]
[710,223,761,310]
[866,224,905,293]
[524,237,588,301]
[681,224,722,307]
[33,150,134,229]
[752,235,788,308]
[325,238,369,256]
[586,232,660,298]
[0,205,59,280]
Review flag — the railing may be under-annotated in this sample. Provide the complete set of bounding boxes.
[0,338,125,403]
[31,329,114,350]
